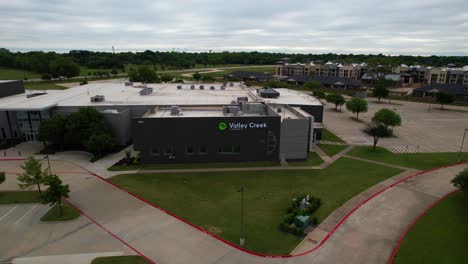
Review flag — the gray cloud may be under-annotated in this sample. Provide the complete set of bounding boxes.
[0,0,467,55]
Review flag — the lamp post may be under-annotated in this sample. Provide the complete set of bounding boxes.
[44,155,52,175]
[239,186,245,247]
[458,129,468,162]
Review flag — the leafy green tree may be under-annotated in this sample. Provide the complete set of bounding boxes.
[41,174,70,216]
[372,78,392,102]
[346,97,368,119]
[85,133,115,157]
[0,171,5,185]
[436,92,455,110]
[267,80,284,88]
[304,80,323,90]
[372,108,401,130]
[201,75,214,82]
[192,72,201,81]
[160,74,174,83]
[137,65,158,83]
[313,91,325,99]
[366,123,388,150]
[111,68,118,75]
[49,57,80,78]
[38,114,66,149]
[127,67,139,82]
[325,94,346,111]
[17,156,47,195]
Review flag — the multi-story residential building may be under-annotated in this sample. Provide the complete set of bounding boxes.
[425,66,468,85]
[276,61,367,80]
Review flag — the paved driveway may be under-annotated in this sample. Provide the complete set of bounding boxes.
[323,99,468,153]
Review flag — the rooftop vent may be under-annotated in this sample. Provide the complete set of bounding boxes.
[170,106,180,116]
[90,95,105,103]
[177,85,182,90]
[190,85,195,89]
[199,85,204,90]
[229,82,234,87]
[139,87,153,95]
[220,85,226,90]
[237,97,248,103]
[125,82,133,86]
[210,86,215,90]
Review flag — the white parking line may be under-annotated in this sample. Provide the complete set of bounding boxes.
[15,205,37,224]
[0,206,18,222]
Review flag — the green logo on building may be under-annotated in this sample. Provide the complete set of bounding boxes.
[218,122,227,131]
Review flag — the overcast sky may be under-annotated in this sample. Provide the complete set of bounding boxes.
[1,0,467,55]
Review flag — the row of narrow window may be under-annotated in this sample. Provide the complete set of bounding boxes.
[151,145,241,156]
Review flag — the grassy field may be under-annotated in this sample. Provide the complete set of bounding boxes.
[0,67,41,80]
[319,144,348,157]
[321,128,345,143]
[91,256,151,264]
[80,66,116,76]
[0,191,41,204]
[110,157,402,254]
[348,146,468,170]
[199,66,276,78]
[394,191,468,264]
[24,82,66,90]
[40,203,81,221]
[109,153,322,171]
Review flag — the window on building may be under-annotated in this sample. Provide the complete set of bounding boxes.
[199,145,207,154]
[151,147,160,156]
[186,145,194,155]
[164,146,174,155]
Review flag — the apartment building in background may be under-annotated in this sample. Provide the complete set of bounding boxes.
[276,61,368,80]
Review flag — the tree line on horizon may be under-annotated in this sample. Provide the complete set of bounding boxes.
[1,48,468,79]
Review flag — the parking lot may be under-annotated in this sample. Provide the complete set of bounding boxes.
[324,98,468,153]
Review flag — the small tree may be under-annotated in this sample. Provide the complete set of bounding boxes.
[160,74,174,83]
[313,91,325,101]
[41,174,70,216]
[346,97,368,119]
[85,133,115,157]
[366,122,388,150]
[372,108,401,131]
[17,156,47,195]
[451,169,468,201]
[192,72,201,81]
[304,80,322,90]
[325,94,346,111]
[436,92,455,110]
[0,172,5,185]
[372,84,390,103]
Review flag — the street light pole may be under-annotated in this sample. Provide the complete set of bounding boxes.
[458,129,468,162]
[239,186,245,247]
[45,155,52,175]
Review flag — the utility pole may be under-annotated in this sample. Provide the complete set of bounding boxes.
[45,155,52,175]
[239,186,245,247]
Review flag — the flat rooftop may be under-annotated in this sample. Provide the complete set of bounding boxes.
[0,81,322,111]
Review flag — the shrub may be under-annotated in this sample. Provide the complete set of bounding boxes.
[311,217,319,226]
[452,169,468,193]
[313,91,325,99]
[325,94,346,111]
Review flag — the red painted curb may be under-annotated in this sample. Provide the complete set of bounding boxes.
[2,159,467,260]
[387,190,459,264]
[63,199,158,264]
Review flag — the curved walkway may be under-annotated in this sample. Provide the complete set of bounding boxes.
[2,158,466,264]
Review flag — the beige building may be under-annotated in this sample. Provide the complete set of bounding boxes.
[425,66,468,85]
[276,61,366,80]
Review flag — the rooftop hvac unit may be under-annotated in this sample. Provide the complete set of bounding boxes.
[177,85,182,89]
[220,85,226,90]
[237,97,248,103]
[125,82,133,86]
[235,110,243,116]
[139,87,153,95]
[229,82,234,87]
[170,106,180,116]
[90,95,105,103]
[210,86,215,90]
[226,106,241,115]
[230,100,237,104]
[277,108,282,113]
[190,85,195,89]
[199,85,204,90]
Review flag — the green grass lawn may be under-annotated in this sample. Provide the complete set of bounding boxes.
[394,191,468,264]
[91,256,151,264]
[40,202,81,221]
[0,191,41,204]
[24,82,66,90]
[319,144,348,157]
[348,146,468,170]
[321,128,345,143]
[109,157,402,254]
[199,66,276,78]
[0,67,41,80]
[109,153,322,171]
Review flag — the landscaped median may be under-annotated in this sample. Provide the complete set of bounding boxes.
[109,157,403,254]
[109,152,323,171]
[91,256,151,264]
[318,144,348,157]
[40,202,81,222]
[393,191,468,264]
[347,146,468,170]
